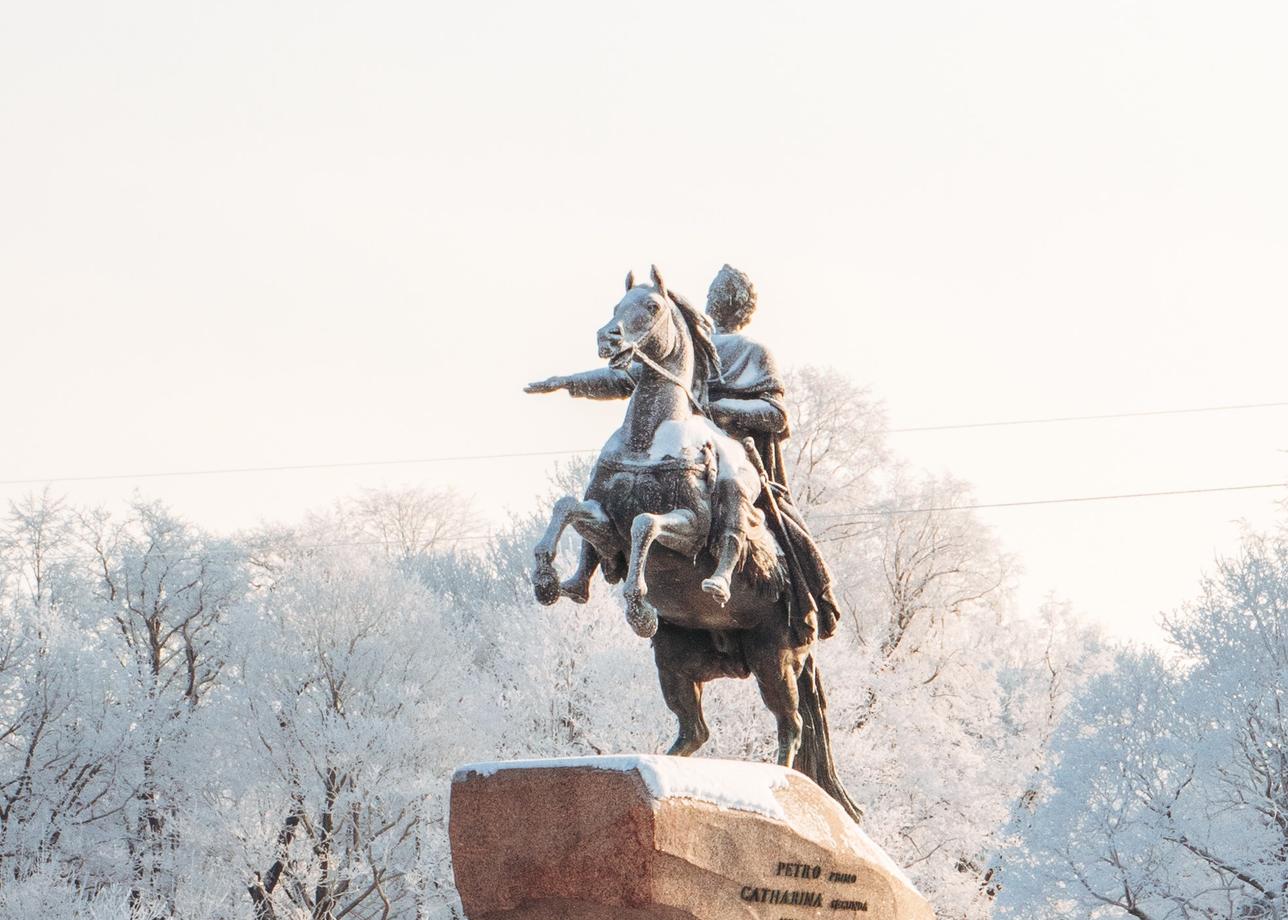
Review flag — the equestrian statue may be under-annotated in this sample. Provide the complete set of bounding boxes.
[525,264,862,823]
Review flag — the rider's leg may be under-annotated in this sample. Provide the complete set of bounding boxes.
[624,509,703,638]
[702,472,749,606]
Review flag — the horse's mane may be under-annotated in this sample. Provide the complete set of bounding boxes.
[664,289,721,405]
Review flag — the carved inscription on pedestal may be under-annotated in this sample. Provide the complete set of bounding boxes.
[737,859,871,915]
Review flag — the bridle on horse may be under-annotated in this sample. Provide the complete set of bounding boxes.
[611,297,710,419]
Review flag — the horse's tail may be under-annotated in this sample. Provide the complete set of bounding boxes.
[794,654,864,824]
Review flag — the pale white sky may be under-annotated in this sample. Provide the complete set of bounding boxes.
[2,1,1285,644]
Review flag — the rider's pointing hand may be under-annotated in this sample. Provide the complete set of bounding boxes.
[524,376,569,394]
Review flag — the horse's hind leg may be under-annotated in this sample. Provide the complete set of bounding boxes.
[746,624,807,768]
[652,624,732,757]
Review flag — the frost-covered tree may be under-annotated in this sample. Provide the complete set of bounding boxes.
[781,366,889,534]
[333,486,485,561]
[0,493,119,884]
[82,500,248,913]
[1005,530,1288,919]
[212,539,485,920]
[0,494,247,917]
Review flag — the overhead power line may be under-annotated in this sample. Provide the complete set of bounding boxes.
[0,399,1285,487]
[825,481,1287,520]
[888,400,1288,433]
[36,533,496,567]
[0,449,595,487]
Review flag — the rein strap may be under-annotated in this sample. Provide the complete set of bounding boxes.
[616,300,710,418]
[624,342,709,418]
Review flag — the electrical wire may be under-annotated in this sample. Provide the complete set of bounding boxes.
[817,480,1287,520]
[887,400,1288,433]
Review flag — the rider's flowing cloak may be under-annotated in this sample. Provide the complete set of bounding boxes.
[709,335,843,644]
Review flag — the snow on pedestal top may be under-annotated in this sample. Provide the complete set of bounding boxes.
[454,754,795,821]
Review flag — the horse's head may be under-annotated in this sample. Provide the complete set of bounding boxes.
[597,265,679,370]
[598,265,721,404]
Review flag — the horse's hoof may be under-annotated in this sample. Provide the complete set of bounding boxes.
[624,594,658,638]
[533,555,560,607]
[666,728,708,757]
[533,574,560,606]
[560,578,589,604]
[701,575,731,606]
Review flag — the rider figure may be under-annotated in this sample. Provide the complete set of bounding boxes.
[702,265,841,641]
[526,265,841,642]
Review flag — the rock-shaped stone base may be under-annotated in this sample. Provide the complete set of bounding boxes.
[449,755,933,920]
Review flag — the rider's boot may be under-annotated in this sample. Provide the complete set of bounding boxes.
[702,533,740,606]
[702,476,746,606]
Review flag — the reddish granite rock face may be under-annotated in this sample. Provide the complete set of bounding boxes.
[449,756,934,920]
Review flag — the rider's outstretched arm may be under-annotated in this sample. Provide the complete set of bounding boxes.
[525,366,637,400]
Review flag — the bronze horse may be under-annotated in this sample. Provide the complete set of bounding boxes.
[530,266,862,822]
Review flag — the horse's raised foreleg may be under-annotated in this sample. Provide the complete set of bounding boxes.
[558,542,600,604]
[533,496,579,605]
[533,496,617,606]
[562,500,620,601]
[623,509,703,638]
[746,624,807,768]
[623,513,666,637]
